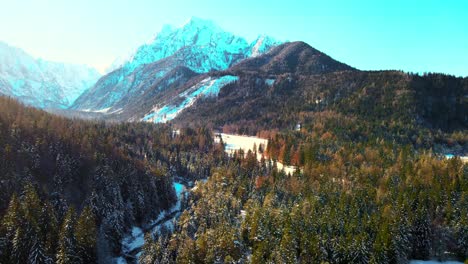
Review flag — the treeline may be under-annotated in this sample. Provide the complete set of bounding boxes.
[177,71,467,154]
[0,97,225,262]
[257,106,467,167]
[140,136,467,263]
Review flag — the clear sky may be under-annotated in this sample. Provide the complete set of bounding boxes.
[1,0,467,76]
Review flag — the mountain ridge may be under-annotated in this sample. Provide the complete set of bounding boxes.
[71,17,281,114]
[134,41,359,124]
[0,41,101,109]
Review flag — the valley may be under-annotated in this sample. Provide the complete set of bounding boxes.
[0,14,466,264]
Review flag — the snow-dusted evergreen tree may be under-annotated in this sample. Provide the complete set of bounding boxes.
[28,238,51,264]
[350,234,371,264]
[39,201,59,261]
[278,220,298,263]
[139,233,157,264]
[411,208,432,259]
[74,206,97,263]
[56,208,80,264]
[390,214,412,264]
[0,194,21,263]
[455,209,468,259]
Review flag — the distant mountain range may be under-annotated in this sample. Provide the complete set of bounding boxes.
[1,18,466,137]
[134,41,356,124]
[0,41,100,108]
[70,17,280,115]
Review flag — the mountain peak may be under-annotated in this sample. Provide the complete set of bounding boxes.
[73,18,281,112]
[250,35,281,57]
[115,18,280,74]
[183,17,219,30]
[231,41,355,75]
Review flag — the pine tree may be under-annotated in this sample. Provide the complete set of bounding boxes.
[74,206,97,263]
[28,237,51,264]
[411,209,432,260]
[279,220,298,264]
[21,184,47,263]
[57,207,80,264]
[0,234,6,262]
[12,225,29,264]
[390,213,412,264]
[139,233,157,264]
[39,201,59,261]
[1,194,21,262]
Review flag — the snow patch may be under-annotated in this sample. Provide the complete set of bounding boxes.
[218,133,298,175]
[114,257,127,264]
[121,227,144,254]
[81,107,113,114]
[445,154,468,163]
[265,78,275,86]
[251,36,265,57]
[95,107,111,113]
[142,75,238,123]
[174,182,184,198]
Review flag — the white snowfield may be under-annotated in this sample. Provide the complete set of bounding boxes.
[142,76,238,123]
[217,133,298,175]
[445,154,468,163]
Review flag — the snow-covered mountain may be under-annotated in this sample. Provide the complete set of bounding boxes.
[71,17,280,114]
[0,41,101,109]
[140,41,356,125]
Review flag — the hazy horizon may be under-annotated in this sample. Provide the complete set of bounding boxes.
[1,0,467,76]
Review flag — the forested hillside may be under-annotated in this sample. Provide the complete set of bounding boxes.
[0,97,224,263]
[140,130,468,263]
[175,43,467,154]
[0,34,466,264]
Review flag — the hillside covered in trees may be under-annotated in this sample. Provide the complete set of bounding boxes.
[0,97,225,263]
[139,130,467,264]
[0,40,466,264]
[175,43,466,155]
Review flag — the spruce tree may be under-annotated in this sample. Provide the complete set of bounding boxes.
[57,207,80,264]
[1,194,21,262]
[74,206,97,263]
[28,237,51,264]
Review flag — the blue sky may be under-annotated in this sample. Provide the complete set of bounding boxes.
[1,0,466,76]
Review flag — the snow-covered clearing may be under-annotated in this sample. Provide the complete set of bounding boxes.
[216,133,298,175]
[218,133,267,156]
[445,154,468,163]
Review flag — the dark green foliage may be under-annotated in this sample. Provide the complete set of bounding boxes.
[0,96,225,261]
[74,206,97,263]
[177,69,467,154]
[142,135,467,263]
[56,207,79,264]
